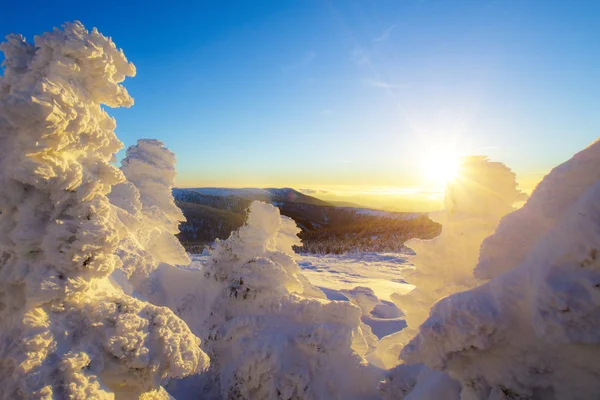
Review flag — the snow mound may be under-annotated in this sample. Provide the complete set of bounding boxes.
[340,287,405,340]
[0,22,207,398]
[401,141,600,399]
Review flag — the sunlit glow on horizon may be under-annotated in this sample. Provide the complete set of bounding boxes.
[420,148,461,189]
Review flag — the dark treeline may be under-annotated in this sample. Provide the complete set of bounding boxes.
[295,215,440,254]
[174,189,441,254]
[176,200,246,252]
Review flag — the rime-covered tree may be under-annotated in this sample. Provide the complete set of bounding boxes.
[400,140,600,399]
[168,201,381,399]
[378,157,524,399]
[375,157,524,371]
[0,22,207,398]
[475,139,600,280]
[119,139,189,265]
[393,157,525,340]
[109,139,190,296]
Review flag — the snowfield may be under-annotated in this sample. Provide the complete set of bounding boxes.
[298,252,415,302]
[298,253,414,340]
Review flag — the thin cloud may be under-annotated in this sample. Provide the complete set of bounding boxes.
[364,78,404,89]
[283,51,316,71]
[351,47,370,66]
[299,188,317,194]
[299,188,333,195]
[373,24,397,42]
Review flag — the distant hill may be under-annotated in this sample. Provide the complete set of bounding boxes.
[328,200,371,208]
[179,187,332,207]
[173,187,441,254]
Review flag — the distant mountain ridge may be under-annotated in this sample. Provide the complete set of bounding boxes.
[178,187,332,207]
[173,187,441,254]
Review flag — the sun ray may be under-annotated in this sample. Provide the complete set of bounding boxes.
[421,149,461,187]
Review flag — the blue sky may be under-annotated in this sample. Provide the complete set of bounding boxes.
[2,0,600,207]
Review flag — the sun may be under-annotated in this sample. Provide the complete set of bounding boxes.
[422,151,461,186]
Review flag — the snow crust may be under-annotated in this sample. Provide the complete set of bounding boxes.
[0,22,207,399]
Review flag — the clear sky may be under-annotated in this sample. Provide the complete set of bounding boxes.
[2,0,599,210]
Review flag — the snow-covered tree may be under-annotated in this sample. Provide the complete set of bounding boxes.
[109,139,190,296]
[119,139,189,265]
[0,22,207,398]
[167,201,381,399]
[400,139,600,399]
[475,138,600,280]
[376,156,524,369]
